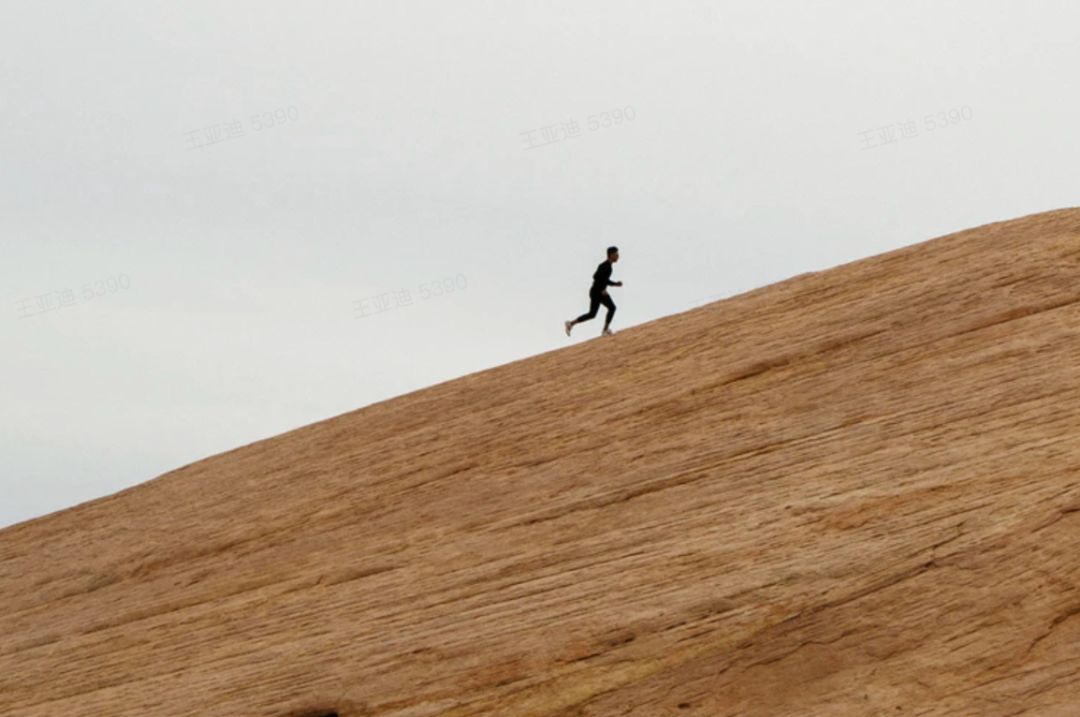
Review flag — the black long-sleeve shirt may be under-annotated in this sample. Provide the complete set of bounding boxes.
[591,260,616,290]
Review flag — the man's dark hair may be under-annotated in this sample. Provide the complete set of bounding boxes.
[607,246,619,256]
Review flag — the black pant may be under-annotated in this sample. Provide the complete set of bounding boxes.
[575,287,616,327]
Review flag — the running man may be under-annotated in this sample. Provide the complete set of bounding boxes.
[565,246,623,337]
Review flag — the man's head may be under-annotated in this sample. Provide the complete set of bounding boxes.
[607,245,619,263]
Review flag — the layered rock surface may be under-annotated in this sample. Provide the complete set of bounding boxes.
[2,209,1079,716]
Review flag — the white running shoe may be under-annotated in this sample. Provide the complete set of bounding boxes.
[602,328,615,336]
[564,320,574,336]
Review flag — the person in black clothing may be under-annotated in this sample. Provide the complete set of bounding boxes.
[565,246,623,337]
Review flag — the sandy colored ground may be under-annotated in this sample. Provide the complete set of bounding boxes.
[2,209,1080,716]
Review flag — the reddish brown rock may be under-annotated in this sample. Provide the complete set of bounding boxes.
[2,209,1079,716]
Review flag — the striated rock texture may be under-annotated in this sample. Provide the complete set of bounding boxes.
[3,209,1080,717]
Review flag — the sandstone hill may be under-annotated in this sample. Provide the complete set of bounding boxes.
[2,209,1080,716]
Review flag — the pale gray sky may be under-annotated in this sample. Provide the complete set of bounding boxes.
[3,0,1079,528]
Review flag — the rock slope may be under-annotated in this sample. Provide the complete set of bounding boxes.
[2,209,1080,716]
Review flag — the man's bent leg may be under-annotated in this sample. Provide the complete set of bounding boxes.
[574,294,602,324]
[601,295,616,329]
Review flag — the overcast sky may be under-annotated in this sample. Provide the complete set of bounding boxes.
[3,0,1079,529]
